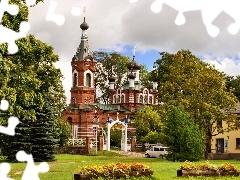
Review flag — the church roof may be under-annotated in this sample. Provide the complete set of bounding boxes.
[96,103,131,113]
[122,82,144,90]
[69,103,131,113]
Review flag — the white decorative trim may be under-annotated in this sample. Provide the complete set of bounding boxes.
[143,88,149,94]
[112,88,126,104]
[138,89,153,104]
[138,93,143,103]
[84,69,94,87]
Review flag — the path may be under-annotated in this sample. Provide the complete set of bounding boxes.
[111,150,145,158]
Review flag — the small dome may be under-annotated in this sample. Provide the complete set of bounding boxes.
[128,72,136,79]
[80,18,89,30]
[127,57,141,70]
[108,76,116,82]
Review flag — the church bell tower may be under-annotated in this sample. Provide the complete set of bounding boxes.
[70,12,97,108]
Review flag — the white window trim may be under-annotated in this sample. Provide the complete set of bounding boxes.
[84,69,94,87]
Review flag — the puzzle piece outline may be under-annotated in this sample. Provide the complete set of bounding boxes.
[131,0,240,37]
[0,0,19,22]
[0,163,13,180]
[46,0,82,26]
[0,22,30,54]
[0,0,34,54]
[151,0,240,37]
[16,151,50,180]
[0,100,20,136]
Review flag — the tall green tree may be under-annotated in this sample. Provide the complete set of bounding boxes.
[152,50,238,158]
[0,0,70,161]
[0,35,70,161]
[133,105,162,143]
[225,75,240,102]
[93,52,130,104]
[163,105,204,162]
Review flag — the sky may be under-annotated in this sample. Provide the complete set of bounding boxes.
[27,0,240,104]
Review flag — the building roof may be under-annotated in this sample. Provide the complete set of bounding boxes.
[229,103,240,114]
[69,103,132,113]
[96,103,131,113]
[122,82,144,90]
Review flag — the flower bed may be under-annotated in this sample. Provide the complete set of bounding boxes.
[177,161,240,177]
[74,162,154,179]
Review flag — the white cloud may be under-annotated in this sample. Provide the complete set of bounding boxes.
[28,0,240,104]
[54,61,72,104]
[202,56,240,76]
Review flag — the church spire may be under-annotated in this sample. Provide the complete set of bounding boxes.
[74,7,92,61]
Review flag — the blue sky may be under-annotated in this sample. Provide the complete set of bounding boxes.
[27,0,240,103]
[99,45,161,71]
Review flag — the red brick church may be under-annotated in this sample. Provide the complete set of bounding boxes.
[62,16,159,141]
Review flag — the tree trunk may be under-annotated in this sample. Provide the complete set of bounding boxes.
[204,135,212,159]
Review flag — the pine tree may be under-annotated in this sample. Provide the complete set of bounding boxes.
[163,105,204,162]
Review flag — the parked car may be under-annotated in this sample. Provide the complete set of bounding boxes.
[145,146,169,158]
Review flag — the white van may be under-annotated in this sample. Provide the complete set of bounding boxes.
[145,146,169,158]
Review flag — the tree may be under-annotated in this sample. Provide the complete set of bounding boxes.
[139,64,152,89]
[133,105,162,143]
[225,75,240,102]
[163,105,204,162]
[0,0,71,161]
[93,52,130,104]
[152,50,238,158]
[0,35,70,161]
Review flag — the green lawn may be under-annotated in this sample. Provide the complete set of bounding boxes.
[3,151,240,180]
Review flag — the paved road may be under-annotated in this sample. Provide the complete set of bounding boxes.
[111,150,146,158]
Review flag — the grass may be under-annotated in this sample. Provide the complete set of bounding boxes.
[3,151,240,180]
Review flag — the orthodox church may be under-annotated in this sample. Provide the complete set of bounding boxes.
[62,16,159,140]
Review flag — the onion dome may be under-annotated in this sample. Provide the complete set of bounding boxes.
[108,76,116,82]
[80,17,89,30]
[128,72,136,79]
[127,56,141,70]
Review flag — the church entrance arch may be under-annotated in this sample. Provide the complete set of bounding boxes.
[106,114,128,152]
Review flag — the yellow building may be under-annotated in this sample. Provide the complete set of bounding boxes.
[211,103,240,159]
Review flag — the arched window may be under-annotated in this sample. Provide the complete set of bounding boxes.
[113,96,116,104]
[86,73,91,87]
[144,95,148,104]
[73,73,77,87]
[139,95,143,103]
[149,96,152,104]
[67,117,72,124]
[118,95,121,103]
[121,95,124,103]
